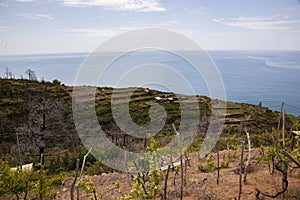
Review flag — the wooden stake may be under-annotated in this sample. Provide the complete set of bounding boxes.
[180,154,183,200]
[16,133,22,169]
[172,124,184,200]
[164,165,171,200]
[79,147,92,178]
[70,159,80,200]
[217,149,220,185]
[243,130,251,184]
[238,141,245,200]
[282,102,285,149]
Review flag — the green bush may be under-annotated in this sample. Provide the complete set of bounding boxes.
[198,155,215,173]
[0,162,31,199]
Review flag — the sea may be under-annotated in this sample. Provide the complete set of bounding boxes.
[0,50,299,116]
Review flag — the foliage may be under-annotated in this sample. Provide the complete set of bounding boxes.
[220,152,231,168]
[147,170,163,198]
[228,135,242,150]
[258,129,300,174]
[0,162,60,200]
[118,137,163,199]
[198,154,216,173]
[86,161,106,175]
[34,165,58,200]
[46,146,102,175]
[0,162,31,199]
[78,180,99,200]
[114,180,120,188]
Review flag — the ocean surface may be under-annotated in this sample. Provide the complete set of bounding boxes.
[0,50,299,116]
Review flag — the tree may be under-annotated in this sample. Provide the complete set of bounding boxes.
[4,67,14,79]
[26,69,37,81]
[16,86,66,164]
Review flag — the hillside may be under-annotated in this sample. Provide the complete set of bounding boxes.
[0,78,298,165]
[0,78,300,200]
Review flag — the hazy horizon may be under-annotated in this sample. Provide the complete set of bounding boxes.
[1,49,300,57]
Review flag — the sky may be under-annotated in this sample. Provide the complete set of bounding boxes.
[0,0,300,55]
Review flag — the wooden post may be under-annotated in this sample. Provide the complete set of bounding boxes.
[70,159,80,200]
[238,141,245,200]
[227,130,230,152]
[172,124,183,200]
[79,148,92,178]
[180,154,183,200]
[170,145,174,169]
[40,153,43,165]
[76,148,92,200]
[164,165,171,200]
[124,146,131,186]
[282,103,285,149]
[217,149,220,185]
[39,165,43,200]
[277,104,282,131]
[16,133,22,169]
[291,135,296,151]
[281,103,286,199]
[243,130,251,184]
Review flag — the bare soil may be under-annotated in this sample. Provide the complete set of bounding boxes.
[57,149,300,200]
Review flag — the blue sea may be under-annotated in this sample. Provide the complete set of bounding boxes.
[0,50,300,116]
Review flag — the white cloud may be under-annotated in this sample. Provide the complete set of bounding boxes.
[61,28,125,37]
[0,26,10,31]
[15,13,55,21]
[60,0,166,12]
[212,15,300,31]
[286,5,300,11]
[15,0,40,2]
[61,26,157,37]
[61,21,180,38]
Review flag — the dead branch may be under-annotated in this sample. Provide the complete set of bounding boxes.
[137,173,148,195]
[255,161,288,199]
[281,150,300,168]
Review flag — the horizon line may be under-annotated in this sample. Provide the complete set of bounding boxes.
[1,49,300,57]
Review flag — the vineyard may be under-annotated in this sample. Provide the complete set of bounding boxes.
[0,78,300,199]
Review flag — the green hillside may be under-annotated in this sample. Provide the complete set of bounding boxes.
[1,78,300,200]
[0,78,298,166]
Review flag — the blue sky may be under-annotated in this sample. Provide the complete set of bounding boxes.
[0,0,300,55]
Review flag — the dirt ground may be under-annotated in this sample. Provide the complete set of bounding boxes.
[57,149,300,200]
